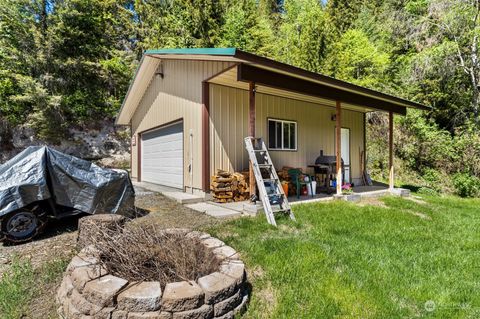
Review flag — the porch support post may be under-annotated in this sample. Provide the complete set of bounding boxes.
[336,100,342,195]
[249,82,256,197]
[201,81,210,192]
[388,111,394,190]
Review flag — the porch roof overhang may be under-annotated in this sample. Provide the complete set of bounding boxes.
[116,48,430,125]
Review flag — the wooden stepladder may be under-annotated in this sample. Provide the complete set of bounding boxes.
[244,137,295,226]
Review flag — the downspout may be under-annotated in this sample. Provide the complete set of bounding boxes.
[189,129,194,194]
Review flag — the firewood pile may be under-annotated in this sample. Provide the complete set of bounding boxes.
[277,166,293,182]
[211,169,249,203]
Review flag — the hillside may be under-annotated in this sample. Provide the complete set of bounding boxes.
[1,0,480,196]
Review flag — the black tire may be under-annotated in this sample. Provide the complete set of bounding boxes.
[1,203,49,243]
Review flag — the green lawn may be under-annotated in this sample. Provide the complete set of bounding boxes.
[208,195,480,319]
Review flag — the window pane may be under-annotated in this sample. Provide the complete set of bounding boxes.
[276,122,282,149]
[283,122,290,149]
[290,123,296,149]
[268,120,276,148]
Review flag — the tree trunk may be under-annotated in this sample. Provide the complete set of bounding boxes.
[472,85,479,127]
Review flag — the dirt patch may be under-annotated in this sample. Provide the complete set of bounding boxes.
[406,210,431,220]
[356,197,389,208]
[132,191,223,229]
[29,269,67,319]
[405,196,428,205]
[254,281,278,318]
[0,218,78,278]
[250,265,265,280]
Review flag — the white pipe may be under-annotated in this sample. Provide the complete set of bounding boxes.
[189,129,193,194]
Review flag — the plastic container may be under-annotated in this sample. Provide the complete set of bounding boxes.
[282,182,289,195]
[308,181,317,196]
[302,186,308,196]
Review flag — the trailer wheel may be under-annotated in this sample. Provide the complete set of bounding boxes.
[1,203,48,243]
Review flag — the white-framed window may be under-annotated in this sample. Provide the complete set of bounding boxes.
[268,118,297,151]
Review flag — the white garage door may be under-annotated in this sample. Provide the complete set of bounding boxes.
[141,122,184,189]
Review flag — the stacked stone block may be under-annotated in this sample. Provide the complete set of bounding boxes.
[57,230,249,319]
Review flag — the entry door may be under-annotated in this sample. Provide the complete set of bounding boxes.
[334,127,351,183]
[341,128,351,183]
[141,121,184,189]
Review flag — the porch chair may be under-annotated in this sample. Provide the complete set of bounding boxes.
[288,169,315,199]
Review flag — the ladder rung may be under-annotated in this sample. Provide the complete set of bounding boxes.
[263,179,278,183]
[257,164,272,167]
[244,136,295,226]
[267,193,282,197]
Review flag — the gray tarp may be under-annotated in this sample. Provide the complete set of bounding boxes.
[0,146,135,217]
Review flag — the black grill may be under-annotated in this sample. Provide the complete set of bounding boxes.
[314,150,342,167]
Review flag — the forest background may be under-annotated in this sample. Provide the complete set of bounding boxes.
[2,0,480,196]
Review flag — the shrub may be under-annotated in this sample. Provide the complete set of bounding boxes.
[418,186,439,196]
[452,173,480,198]
[421,168,442,192]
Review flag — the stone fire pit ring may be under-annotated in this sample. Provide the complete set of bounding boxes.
[57,229,249,319]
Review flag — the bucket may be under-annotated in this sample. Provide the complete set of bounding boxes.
[307,181,317,196]
[282,182,289,195]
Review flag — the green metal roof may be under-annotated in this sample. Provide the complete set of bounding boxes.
[145,48,237,56]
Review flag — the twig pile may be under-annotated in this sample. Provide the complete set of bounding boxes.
[89,224,221,288]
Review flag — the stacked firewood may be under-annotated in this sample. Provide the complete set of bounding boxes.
[277,166,293,182]
[211,169,249,203]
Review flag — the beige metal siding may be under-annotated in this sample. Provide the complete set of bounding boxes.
[131,60,233,190]
[209,84,365,184]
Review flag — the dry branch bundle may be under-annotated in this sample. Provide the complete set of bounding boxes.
[88,224,221,288]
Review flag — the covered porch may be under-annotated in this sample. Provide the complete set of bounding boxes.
[206,62,415,200]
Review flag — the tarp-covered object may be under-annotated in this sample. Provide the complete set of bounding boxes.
[0,146,135,217]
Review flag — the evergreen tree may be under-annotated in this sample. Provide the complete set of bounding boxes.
[276,0,333,73]
[220,0,275,57]
[325,29,390,89]
[135,0,227,50]
[0,0,135,141]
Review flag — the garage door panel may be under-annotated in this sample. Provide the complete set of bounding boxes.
[141,122,183,189]
[145,168,183,176]
[143,161,183,170]
[142,150,183,160]
[143,139,183,152]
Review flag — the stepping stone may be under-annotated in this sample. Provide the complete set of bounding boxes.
[186,203,241,219]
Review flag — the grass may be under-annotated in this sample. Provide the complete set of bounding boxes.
[0,194,478,318]
[0,257,69,319]
[208,195,480,318]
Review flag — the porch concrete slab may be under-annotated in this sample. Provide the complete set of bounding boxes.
[185,202,213,213]
[207,200,262,216]
[133,181,204,204]
[163,191,204,204]
[357,189,390,198]
[242,202,263,216]
[208,201,246,213]
[289,196,334,206]
[186,202,241,219]
[390,188,411,197]
[133,181,180,193]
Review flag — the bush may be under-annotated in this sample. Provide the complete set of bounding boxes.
[418,186,439,196]
[452,173,480,198]
[421,168,442,192]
